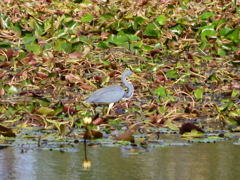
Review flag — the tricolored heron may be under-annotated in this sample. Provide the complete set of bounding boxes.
[84,71,136,115]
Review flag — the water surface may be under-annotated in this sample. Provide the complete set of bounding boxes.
[1,136,240,180]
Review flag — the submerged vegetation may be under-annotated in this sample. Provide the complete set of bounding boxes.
[0,0,240,151]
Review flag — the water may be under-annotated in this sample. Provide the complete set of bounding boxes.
[1,137,240,180]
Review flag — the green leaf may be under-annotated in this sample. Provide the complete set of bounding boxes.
[53,29,67,38]
[107,33,128,46]
[0,14,11,29]
[25,41,42,55]
[113,20,126,31]
[212,19,226,28]
[81,14,94,22]
[182,129,204,138]
[131,41,143,48]
[219,101,234,112]
[27,102,36,112]
[203,55,214,60]
[166,70,178,78]
[48,72,57,78]
[21,79,33,86]
[8,86,18,94]
[124,13,133,19]
[44,43,51,50]
[54,101,64,115]
[158,105,165,114]
[46,119,68,131]
[219,27,231,36]
[237,7,240,13]
[35,107,55,116]
[13,23,21,31]
[225,117,238,126]
[155,15,166,25]
[154,43,162,49]
[101,76,110,87]
[165,120,179,131]
[97,41,109,49]
[100,13,114,21]
[0,42,11,48]
[176,18,191,25]
[126,34,139,41]
[154,87,167,97]
[231,90,239,98]
[226,28,239,43]
[6,106,17,115]
[199,11,214,20]
[171,25,183,35]
[61,42,72,53]
[143,23,160,37]
[4,117,22,124]
[0,56,5,61]
[44,18,53,33]
[24,36,36,44]
[222,44,232,51]
[65,21,79,29]
[199,41,207,50]
[200,25,216,41]
[34,98,51,106]
[217,48,226,57]
[142,45,153,51]
[80,36,91,44]
[133,16,144,30]
[229,110,240,118]
[144,29,158,37]
[132,67,142,73]
[54,39,72,53]
[194,88,204,99]
[34,21,44,35]
[0,80,3,88]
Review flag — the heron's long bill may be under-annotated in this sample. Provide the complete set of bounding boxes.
[131,73,142,79]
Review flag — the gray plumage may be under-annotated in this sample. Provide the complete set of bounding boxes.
[84,71,134,104]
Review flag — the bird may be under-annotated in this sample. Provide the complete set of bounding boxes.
[84,71,136,115]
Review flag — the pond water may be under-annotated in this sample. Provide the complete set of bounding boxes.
[1,135,240,180]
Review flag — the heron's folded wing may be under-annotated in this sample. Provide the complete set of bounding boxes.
[84,85,125,103]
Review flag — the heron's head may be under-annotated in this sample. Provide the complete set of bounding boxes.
[124,71,133,77]
[124,71,142,79]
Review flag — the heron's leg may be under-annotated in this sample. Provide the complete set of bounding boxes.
[92,104,97,114]
[106,103,114,115]
[102,105,106,116]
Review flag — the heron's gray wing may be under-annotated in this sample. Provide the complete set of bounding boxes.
[84,85,125,103]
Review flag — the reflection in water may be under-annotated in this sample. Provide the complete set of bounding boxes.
[1,136,240,180]
[0,146,36,179]
[82,141,91,170]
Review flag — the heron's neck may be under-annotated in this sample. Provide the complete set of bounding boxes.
[125,83,134,98]
[122,76,134,98]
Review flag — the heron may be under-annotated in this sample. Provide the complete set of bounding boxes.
[84,71,137,115]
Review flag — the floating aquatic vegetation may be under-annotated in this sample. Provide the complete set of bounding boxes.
[0,0,239,151]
